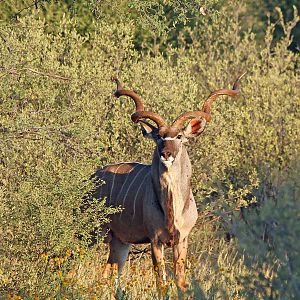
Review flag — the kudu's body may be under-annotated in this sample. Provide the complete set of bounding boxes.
[90,74,245,291]
[93,147,196,289]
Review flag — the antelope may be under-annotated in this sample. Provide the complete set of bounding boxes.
[90,74,245,292]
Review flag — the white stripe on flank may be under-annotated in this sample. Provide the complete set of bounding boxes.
[121,165,148,211]
[109,164,123,205]
[132,172,150,221]
[118,164,140,219]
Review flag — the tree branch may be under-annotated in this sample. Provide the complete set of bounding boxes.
[0,66,72,81]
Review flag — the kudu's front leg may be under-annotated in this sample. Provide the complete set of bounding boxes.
[151,241,167,289]
[173,237,188,292]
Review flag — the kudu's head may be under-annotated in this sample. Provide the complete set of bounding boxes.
[112,74,245,169]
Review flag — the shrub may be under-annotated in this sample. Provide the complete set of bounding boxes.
[231,162,300,299]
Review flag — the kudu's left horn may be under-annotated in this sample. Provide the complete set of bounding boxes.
[172,72,246,128]
[201,72,247,114]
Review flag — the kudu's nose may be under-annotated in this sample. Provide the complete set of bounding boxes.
[161,150,172,160]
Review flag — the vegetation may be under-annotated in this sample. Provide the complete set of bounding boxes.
[0,0,299,299]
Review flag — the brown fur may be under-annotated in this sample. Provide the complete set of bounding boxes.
[165,192,179,246]
[104,163,135,174]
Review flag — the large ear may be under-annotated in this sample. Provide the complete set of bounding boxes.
[183,118,207,138]
[138,120,159,140]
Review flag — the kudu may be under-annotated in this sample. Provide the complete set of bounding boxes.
[91,74,245,291]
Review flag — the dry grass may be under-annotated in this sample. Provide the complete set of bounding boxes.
[49,220,254,300]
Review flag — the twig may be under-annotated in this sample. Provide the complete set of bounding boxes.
[130,245,150,255]
[0,66,71,81]
[26,68,71,81]
[13,0,45,18]
[0,32,13,53]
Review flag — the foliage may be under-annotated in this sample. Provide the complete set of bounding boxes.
[1,0,298,51]
[231,162,300,299]
[90,0,220,50]
[0,0,299,298]
[0,0,96,34]
[242,0,300,52]
[0,0,220,51]
[0,16,127,297]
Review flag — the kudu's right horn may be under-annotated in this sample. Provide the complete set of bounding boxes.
[112,77,167,128]
[112,77,145,112]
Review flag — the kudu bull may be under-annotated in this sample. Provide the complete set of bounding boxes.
[90,74,245,291]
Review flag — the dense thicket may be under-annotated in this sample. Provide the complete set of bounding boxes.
[0,1,299,299]
[1,0,299,51]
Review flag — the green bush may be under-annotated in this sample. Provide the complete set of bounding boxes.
[231,162,300,299]
[0,16,129,297]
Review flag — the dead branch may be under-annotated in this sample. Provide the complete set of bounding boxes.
[0,66,72,81]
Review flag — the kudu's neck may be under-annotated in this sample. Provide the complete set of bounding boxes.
[151,145,192,242]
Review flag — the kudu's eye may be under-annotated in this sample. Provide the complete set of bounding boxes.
[177,134,182,139]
